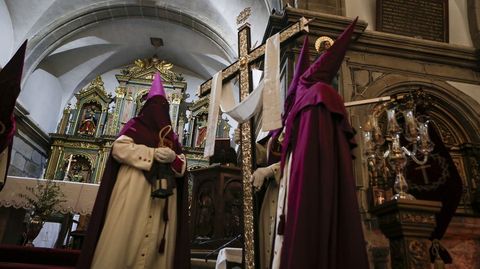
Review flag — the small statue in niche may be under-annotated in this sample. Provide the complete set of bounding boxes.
[78,107,98,136]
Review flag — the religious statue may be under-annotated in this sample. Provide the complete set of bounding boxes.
[315,36,334,53]
[78,108,97,136]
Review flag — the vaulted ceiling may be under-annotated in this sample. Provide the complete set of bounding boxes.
[0,0,279,132]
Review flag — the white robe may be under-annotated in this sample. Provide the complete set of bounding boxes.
[92,135,185,269]
[271,153,292,269]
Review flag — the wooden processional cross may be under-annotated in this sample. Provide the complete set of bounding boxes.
[199,16,311,269]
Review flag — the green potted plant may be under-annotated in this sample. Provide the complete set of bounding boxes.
[19,179,66,246]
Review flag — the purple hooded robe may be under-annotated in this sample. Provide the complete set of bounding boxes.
[0,41,27,191]
[279,18,370,269]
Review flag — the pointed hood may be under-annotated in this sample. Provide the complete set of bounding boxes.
[118,71,174,149]
[0,40,27,151]
[283,35,310,123]
[147,72,166,99]
[299,17,358,89]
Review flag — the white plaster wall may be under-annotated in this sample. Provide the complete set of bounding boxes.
[447,81,480,107]
[98,68,122,96]
[0,0,14,67]
[4,0,54,45]
[18,69,63,133]
[449,0,473,47]
[345,0,376,30]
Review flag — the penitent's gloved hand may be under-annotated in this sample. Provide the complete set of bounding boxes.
[250,165,275,191]
[154,147,176,163]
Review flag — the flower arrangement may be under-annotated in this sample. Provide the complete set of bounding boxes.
[19,179,66,221]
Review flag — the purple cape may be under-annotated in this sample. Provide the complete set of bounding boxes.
[0,40,27,191]
[76,95,190,269]
[279,83,368,269]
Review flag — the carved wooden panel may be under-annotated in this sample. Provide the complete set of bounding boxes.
[190,165,243,254]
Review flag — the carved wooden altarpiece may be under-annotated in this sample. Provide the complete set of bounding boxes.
[44,56,189,184]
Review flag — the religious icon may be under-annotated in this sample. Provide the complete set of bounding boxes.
[315,36,335,53]
[196,126,207,147]
[78,106,98,136]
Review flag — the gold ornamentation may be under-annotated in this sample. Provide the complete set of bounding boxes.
[407,239,429,268]
[79,76,109,97]
[125,92,134,102]
[121,56,183,82]
[437,123,456,146]
[241,121,254,269]
[115,87,126,98]
[238,26,255,269]
[315,36,334,53]
[236,7,251,26]
[377,211,436,226]
[199,17,310,97]
[64,142,100,150]
[239,56,248,67]
[400,212,436,225]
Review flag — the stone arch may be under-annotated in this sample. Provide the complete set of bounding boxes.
[353,73,480,212]
[23,2,237,85]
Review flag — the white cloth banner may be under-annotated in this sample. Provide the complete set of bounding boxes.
[204,71,223,157]
[204,33,281,157]
[215,247,243,269]
[262,33,282,131]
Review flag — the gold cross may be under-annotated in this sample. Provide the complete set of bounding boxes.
[199,17,311,269]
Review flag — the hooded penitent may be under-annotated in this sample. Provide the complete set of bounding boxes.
[266,35,310,163]
[77,73,189,269]
[0,40,27,191]
[279,17,369,269]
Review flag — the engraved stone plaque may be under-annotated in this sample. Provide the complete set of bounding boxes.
[376,0,448,42]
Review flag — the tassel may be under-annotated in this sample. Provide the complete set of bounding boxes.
[277,214,285,235]
[432,239,445,269]
[158,238,165,253]
[159,198,169,254]
[163,198,169,221]
[434,256,445,269]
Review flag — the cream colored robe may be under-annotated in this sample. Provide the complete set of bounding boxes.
[257,138,281,269]
[271,153,292,269]
[91,135,186,269]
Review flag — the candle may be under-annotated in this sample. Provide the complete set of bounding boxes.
[63,154,73,181]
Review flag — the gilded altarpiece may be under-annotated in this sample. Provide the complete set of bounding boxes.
[44,76,113,183]
[45,56,190,183]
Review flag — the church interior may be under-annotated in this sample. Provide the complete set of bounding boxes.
[0,0,479,268]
